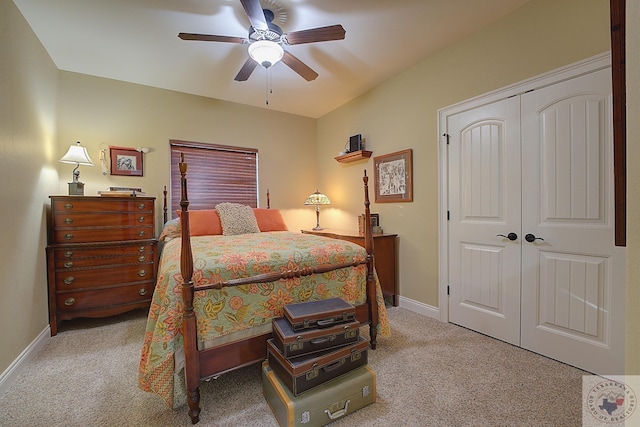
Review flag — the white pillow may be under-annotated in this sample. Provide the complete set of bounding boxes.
[215,203,260,236]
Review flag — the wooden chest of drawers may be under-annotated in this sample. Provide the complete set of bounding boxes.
[46,196,158,335]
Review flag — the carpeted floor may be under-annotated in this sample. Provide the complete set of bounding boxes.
[0,307,587,426]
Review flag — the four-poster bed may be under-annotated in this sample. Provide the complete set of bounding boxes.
[139,154,388,424]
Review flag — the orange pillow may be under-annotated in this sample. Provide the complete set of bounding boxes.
[253,208,288,232]
[176,209,223,236]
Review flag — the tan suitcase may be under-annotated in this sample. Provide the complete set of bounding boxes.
[267,336,369,396]
[262,361,376,427]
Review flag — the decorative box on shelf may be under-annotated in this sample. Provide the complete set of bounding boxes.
[335,150,372,163]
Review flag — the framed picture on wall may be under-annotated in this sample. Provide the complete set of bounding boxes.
[373,149,413,203]
[110,146,143,176]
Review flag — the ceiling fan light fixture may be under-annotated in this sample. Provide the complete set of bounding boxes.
[248,40,284,68]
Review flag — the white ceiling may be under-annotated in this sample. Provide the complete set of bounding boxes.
[13,0,532,118]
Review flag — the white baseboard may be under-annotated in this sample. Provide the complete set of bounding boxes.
[0,325,50,396]
[398,296,440,320]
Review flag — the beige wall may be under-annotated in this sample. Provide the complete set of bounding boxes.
[1,1,317,376]
[56,72,318,234]
[317,0,611,307]
[626,0,640,375]
[4,0,638,379]
[0,0,59,372]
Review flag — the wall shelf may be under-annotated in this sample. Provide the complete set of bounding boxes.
[335,150,372,163]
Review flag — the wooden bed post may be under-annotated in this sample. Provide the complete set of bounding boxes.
[179,153,202,424]
[163,185,168,224]
[363,170,378,349]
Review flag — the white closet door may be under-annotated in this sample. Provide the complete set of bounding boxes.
[447,97,522,346]
[520,68,626,375]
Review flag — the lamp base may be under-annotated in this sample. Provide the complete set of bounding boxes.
[312,226,324,230]
[68,182,85,196]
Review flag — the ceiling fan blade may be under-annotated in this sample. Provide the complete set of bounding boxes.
[284,25,346,45]
[282,51,318,81]
[240,0,268,31]
[178,33,247,44]
[234,58,258,81]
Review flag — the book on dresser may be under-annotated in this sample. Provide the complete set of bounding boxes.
[46,196,158,335]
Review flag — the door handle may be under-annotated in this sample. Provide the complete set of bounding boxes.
[525,233,544,243]
[496,232,518,241]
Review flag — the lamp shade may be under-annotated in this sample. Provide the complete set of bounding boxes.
[248,40,284,68]
[59,141,95,166]
[304,191,331,206]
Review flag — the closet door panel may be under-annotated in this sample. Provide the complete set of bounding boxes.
[520,68,625,375]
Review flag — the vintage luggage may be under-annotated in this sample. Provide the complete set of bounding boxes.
[271,317,361,358]
[262,361,376,427]
[267,336,369,396]
[283,297,356,331]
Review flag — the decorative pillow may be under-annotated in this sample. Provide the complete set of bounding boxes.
[159,218,181,242]
[215,203,261,236]
[253,208,288,232]
[175,209,223,236]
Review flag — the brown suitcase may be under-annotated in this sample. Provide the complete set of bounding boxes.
[272,317,361,358]
[283,298,356,331]
[267,336,369,396]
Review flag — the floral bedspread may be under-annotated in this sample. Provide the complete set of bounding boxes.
[138,231,390,407]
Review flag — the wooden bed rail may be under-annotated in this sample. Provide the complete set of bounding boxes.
[195,259,369,291]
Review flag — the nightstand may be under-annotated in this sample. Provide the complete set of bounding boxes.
[46,196,158,335]
[301,229,398,306]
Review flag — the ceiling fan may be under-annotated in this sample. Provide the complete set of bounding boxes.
[178,0,346,82]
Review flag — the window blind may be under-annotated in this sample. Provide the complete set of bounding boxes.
[169,140,258,219]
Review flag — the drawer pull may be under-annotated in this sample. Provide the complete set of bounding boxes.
[64,218,74,224]
[63,276,75,285]
[64,233,74,240]
[138,216,145,223]
[138,269,147,277]
[64,251,73,258]
[138,255,146,262]
[64,203,73,210]
[64,261,74,268]
[138,246,146,253]
[138,203,145,210]
[138,230,146,237]
[138,288,148,296]
[64,298,76,306]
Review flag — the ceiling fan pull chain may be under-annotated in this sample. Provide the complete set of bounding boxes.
[265,69,269,105]
[265,68,274,105]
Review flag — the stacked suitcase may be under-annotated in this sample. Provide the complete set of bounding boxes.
[263,298,376,427]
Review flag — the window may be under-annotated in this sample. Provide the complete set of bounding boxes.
[169,140,258,219]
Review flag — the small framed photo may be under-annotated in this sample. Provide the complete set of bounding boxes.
[110,146,143,176]
[370,213,379,227]
[373,149,413,203]
[358,213,380,234]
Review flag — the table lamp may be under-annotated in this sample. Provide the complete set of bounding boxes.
[59,141,95,195]
[304,190,331,230]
